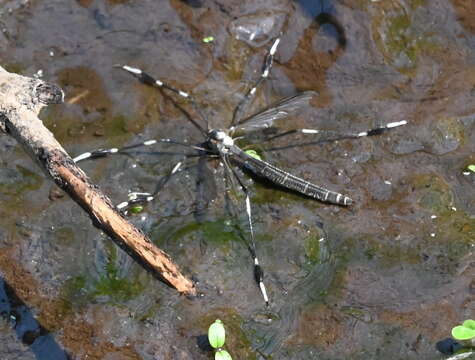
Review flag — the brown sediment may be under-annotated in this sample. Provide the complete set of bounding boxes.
[0,246,142,359]
[379,303,458,340]
[283,13,347,108]
[451,0,475,34]
[76,0,94,8]
[57,67,112,113]
[287,303,345,346]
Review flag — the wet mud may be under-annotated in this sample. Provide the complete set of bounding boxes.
[0,0,474,359]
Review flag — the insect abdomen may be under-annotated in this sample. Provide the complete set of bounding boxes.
[233,148,352,206]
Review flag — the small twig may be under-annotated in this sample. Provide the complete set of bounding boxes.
[0,66,196,296]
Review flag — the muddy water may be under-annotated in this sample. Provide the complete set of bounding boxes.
[0,0,474,359]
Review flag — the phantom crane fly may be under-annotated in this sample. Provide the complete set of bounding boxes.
[73,34,406,306]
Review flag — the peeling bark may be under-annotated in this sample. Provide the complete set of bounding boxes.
[0,66,196,297]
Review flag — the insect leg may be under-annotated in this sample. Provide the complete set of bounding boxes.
[223,155,269,306]
[231,35,282,127]
[116,64,209,134]
[73,138,210,163]
[263,120,408,143]
[116,158,200,213]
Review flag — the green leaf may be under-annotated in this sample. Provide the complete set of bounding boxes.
[208,319,226,349]
[467,165,475,173]
[463,319,475,330]
[452,320,475,340]
[245,149,262,161]
[129,205,144,214]
[215,349,232,360]
[203,36,215,43]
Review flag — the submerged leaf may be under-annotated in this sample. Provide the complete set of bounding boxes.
[203,36,215,43]
[245,149,262,161]
[129,205,144,214]
[208,319,226,349]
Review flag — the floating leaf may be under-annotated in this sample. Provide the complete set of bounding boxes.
[208,319,226,349]
[203,36,215,43]
[245,149,262,161]
[452,319,475,340]
[467,165,475,173]
[215,349,232,360]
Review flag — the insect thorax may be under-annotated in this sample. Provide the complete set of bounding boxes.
[207,129,234,154]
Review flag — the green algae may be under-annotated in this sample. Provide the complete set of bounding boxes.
[44,66,148,148]
[60,275,89,312]
[3,62,26,74]
[410,173,454,214]
[223,37,252,83]
[0,165,43,196]
[60,245,144,307]
[44,98,131,147]
[409,0,427,9]
[54,227,76,246]
[370,1,440,75]
[92,245,144,302]
[355,234,422,268]
[428,116,465,155]
[303,231,322,264]
[333,172,473,276]
[165,216,273,249]
[62,276,87,300]
[251,180,322,208]
[169,218,239,246]
[0,165,45,219]
[92,273,143,302]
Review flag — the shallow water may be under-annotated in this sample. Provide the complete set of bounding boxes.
[0,0,474,359]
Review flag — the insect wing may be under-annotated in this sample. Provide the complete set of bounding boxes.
[236,91,318,132]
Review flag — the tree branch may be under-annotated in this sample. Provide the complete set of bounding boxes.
[0,66,196,297]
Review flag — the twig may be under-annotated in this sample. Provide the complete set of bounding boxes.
[0,66,196,296]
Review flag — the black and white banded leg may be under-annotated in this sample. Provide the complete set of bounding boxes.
[115,160,187,213]
[116,65,209,135]
[264,120,408,143]
[231,35,282,127]
[73,138,209,163]
[223,155,269,306]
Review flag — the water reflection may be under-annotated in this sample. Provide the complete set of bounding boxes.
[294,0,334,18]
[0,278,70,360]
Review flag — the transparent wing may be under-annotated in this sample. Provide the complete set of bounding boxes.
[234,91,318,132]
[235,96,407,146]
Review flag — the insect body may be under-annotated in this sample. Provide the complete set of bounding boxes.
[207,128,352,205]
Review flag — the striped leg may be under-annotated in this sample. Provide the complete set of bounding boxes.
[263,120,408,143]
[116,65,209,135]
[73,138,209,163]
[223,155,269,306]
[115,160,193,214]
[231,35,282,127]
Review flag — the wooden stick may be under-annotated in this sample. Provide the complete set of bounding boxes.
[0,66,196,296]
